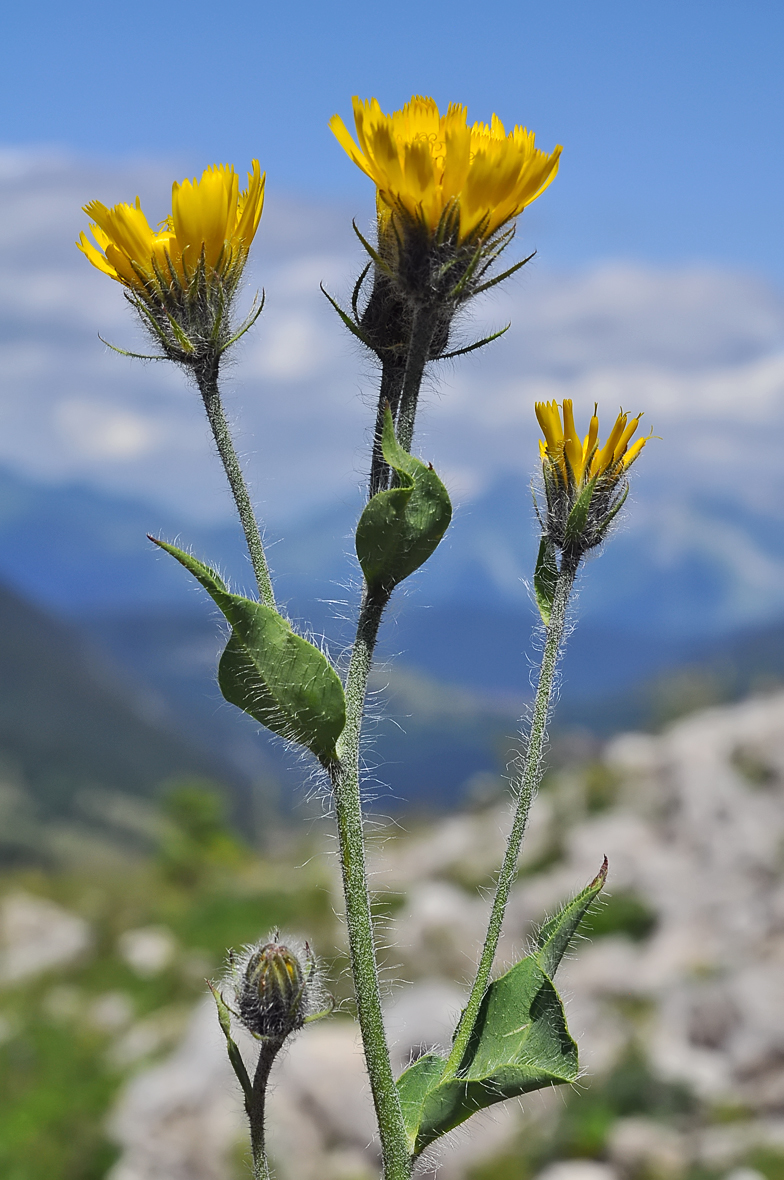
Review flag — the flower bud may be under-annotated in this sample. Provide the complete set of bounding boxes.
[231,936,317,1042]
[535,399,652,563]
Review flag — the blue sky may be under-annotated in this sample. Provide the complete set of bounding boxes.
[0,2,783,632]
[3,0,782,277]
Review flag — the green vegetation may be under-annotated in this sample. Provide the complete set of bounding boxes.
[468,1049,696,1180]
[587,890,658,942]
[0,785,336,1180]
[750,1148,784,1180]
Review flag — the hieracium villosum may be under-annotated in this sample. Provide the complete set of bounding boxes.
[78,94,652,1180]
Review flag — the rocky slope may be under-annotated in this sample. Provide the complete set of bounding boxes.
[7,690,784,1180]
[103,689,784,1178]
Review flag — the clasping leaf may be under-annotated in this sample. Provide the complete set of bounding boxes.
[533,536,559,625]
[356,408,452,592]
[150,539,346,764]
[396,860,607,1155]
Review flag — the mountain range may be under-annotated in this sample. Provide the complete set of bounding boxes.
[1,457,784,835]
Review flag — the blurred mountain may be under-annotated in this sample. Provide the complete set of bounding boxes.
[3,463,784,812]
[3,463,784,642]
[0,580,279,865]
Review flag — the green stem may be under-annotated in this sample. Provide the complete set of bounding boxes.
[248,1038,284,1180]
[443,558,577,1079]
[328,288,441,1178]
[395,307,438,453]
[196,365,275,610]
[369,360,406,497]
[329,585,411,1180]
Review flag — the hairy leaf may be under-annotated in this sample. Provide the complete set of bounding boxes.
[564,475,598,544]
[151,539,346,763]
[356,408,452,592]
[397,861,607,1155]
[533,536,559,625]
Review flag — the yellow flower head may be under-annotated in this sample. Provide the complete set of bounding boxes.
[77,161,265,290]
[330,96,561,241]
[534,400,652,563]
[536,399,650,485]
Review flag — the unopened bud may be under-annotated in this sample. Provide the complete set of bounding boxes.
[535,399,652,561]
[230,936,318,1042]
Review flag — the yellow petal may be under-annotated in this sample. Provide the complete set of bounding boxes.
[76,230,120,280]
[622,436,649,467]
[561,398,583,476]
[614,413,643,461]
[235,160,266,248]
[329,114,374,180]
[592,411,628,475]
[535,400,564,454]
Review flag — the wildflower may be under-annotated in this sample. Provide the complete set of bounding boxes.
[326,97,561,399]
[76,162,265,369]
[535,399,651,560]
[330,96,560,242]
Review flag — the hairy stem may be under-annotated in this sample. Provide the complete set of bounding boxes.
[443,558,577,1079]
[196,364,275,609]
[395,307,438,453]
[369,360,406,497]
[329,291,442,1178]
[329,586,412,1180]
[248,1039,284,1180]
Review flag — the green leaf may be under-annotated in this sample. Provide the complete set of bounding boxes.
[150,538,346,763]
[564,475,598,544]
[596,481,630,539]
[356,408,452,592]
[535,855,608,977]
[533,537,559,624]
[396,862,607,1156]
[208,982,252,1106]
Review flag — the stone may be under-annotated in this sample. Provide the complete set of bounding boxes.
[0,890,91,984]
[117,926,177,978]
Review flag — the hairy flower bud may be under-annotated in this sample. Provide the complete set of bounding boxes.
[226,935,323,1042]
[535,399,652,563]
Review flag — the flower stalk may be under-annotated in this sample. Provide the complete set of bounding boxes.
[443,555,577,1078]
[394,304,440,455]
[195,363,275,609]
[323,94,568,1178]
[329,585,411,1180]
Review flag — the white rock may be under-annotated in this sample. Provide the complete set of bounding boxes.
[118,926,177,977]
[535,1161,618,1180]
[385,978,467,1069]
[87,990,134,1032]
[107,1006,187,1069]
[0,891,91,984]
[608,1116,687,1172]
[266,1022,378,1179]
[107,997,245,1180]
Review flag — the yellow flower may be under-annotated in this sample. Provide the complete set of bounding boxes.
[536,399,649,485]
[77,161,265,289]
[330,96,561,241]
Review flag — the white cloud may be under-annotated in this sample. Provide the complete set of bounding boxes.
[1,147,783,538]
[55,399,165,460]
